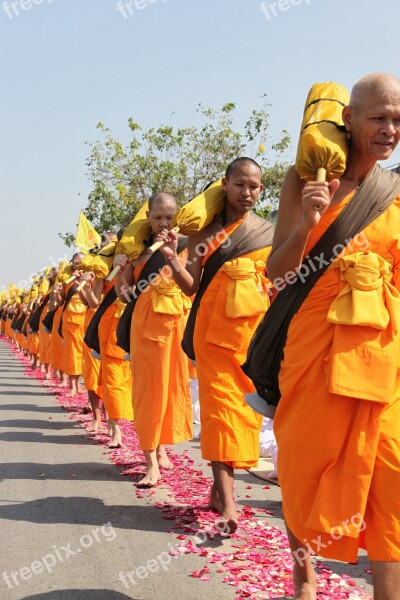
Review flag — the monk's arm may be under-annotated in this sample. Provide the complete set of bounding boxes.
[79,277,104,309]
[158,233,203,296]
[48,284,64,310]
[267,166,336,282]
[113,255,134,303]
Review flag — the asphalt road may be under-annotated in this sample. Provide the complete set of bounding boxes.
[0,340,373,600]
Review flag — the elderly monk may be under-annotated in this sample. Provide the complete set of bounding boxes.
[114,193,193,487]
[156,159,274,532]
[267,73,400,600]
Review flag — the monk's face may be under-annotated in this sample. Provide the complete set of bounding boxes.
[343,86,400,162]
[72,253,84,269]
[222,164,264,215]
[147,199,177,235]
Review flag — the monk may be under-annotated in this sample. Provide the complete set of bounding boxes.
[156,159,274,531]
[113,192,193,487]
[78,268,133,444]
[61,252,86,396]
[267,73,400,600]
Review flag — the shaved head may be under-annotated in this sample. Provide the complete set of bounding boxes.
[350,72,400,110]
[148,192,176,211]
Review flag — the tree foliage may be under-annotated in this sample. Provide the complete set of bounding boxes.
[60,97,291,245]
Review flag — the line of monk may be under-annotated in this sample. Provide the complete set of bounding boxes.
[1,71,399,600]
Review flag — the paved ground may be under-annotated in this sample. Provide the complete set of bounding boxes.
[0,341,373,600]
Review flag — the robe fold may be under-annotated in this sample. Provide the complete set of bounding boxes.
[193,220,271,468]
[62,286,86,376]
[82,307,102,395]
[98,298,133,421]
[130,256,193,450]
[275,192,400,562]
[50,306,65,372]
[38,306,52,366]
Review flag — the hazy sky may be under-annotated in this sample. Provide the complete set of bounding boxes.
[1,0,399,290]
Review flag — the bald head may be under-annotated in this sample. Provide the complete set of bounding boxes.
[148,192,176,211]
[350,72,400,110]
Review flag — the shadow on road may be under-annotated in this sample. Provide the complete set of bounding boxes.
[0,495,173,533]
[0,403,63,413]
[0,460,138,482]
[24,590,138,599]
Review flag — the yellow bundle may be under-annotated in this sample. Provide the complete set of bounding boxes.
[38,267,54,296]
[56,261,71,284]
[106,201,151,282]
[80,241,117,279]
[295,82,350,182]
[148,180,226,253]
[115,200,151,260]
[174,179,226,233]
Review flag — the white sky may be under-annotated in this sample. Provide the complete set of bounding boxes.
[1,0,399,289]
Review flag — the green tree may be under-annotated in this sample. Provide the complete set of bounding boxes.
[59,98,291,245]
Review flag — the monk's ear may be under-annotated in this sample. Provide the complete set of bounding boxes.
[259,183,264,194]
[342,106,353,132]
[146,210,150,219]
[221,177,228,191]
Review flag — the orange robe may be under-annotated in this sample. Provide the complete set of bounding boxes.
[38,306,52,365]
[62,286,86,377]
[98,298,133,421]
[50,306,65,372]
[275,193,400,562]
[82,308,102,395]
[130,259,193,450]
[193,221,271,468]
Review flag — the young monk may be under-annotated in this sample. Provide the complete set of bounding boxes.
[61,252,86,397]
[113,192,193,487]
[267,73,400,600]
[155,159,274,531]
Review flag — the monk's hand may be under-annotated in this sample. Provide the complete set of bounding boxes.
[79,271,94,286]
[156,229,178,261]
[113,253,130,272]
[301,179,340,228]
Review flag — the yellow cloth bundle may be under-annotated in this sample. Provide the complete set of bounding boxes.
[295,82,350,181]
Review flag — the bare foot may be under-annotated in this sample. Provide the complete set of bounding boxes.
[109,433,122,448]
[208,483,222,513]
[87,420,101,433]
[59,380,68,388]
[156,448,174,470]
[216,504,238,535]
[136,466,161,488]
[293,580,317,600]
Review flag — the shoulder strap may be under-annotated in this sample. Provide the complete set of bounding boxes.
[182,214,274,360]
[83,287,118,354]
[242,165,400,408]
[28,295,50,333]
[116,238,188,354]
[58,285,79,338]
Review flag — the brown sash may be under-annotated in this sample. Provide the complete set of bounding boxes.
[242,164,400,409]
[182,213,274,360]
